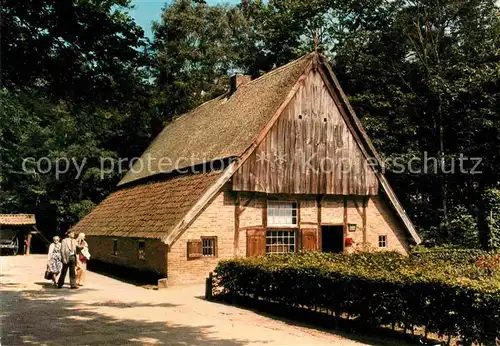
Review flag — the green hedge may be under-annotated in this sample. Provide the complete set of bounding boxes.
[214,251,500,345]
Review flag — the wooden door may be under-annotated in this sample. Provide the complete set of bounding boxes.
[301,229,318,251]
[246,228,266,257]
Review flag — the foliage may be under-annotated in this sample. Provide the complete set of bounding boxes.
[0,1,155,239]
[214,251,500,344]
[0,91,121,236]
[439,206,480,248]
[151,0,249,130]
[1,0,149,108]
[484,189,500,249]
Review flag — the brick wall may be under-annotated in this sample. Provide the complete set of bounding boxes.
[345,197,365,252]
[239,194,264,228]
[321,197,344,224]
[365,196,409,253]
[167,188,236,285]
[238,194,265,256]
[320,195,409,253]
[86,236,167,276]
[167,192,410,285]
[299,198,318,229]
[87,190,411,286]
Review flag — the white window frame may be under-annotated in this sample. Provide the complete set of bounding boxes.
[267,200,298,227]
[265,230,296,254]
[378,235,387,248]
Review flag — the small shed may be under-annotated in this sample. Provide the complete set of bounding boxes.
[0,214,40,255]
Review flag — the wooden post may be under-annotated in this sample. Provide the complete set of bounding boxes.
[262,198,268,228]
[25,233,32,255]
[362,196,368,247]
[343,196,348,251]
[205,272,213,301]
[317,196,322,251]
[234,192,240,256]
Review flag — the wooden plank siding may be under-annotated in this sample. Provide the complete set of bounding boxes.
[233,70,378,195]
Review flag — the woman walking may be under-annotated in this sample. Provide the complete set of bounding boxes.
[47,236,63,286]
[76,233,90,286]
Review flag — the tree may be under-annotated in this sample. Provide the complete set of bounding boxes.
[1,0,149,109]
[151,0,256,130]
[0,0,155,238]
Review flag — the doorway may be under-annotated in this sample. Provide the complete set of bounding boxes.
[321,225,344,253]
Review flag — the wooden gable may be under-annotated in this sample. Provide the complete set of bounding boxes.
[232,68,379,195]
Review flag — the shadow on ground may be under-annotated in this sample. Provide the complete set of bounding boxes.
[0,286,252,345]
[208,295,440,346]
[87,260,161,286]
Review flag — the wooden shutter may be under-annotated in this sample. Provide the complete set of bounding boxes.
[246,228,266,257]
[187,239,202,258]
[301,228,318,251]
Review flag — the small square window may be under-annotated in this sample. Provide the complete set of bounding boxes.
[201,237,217,257]
[138,240,146,260]
[112,239,118,256]
[378,235,387,248]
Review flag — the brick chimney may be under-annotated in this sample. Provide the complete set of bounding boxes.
[230,74,251,93]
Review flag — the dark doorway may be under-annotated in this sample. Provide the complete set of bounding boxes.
[321,225,344,253]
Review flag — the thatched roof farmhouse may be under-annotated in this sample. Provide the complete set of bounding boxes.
[72,52,420,285]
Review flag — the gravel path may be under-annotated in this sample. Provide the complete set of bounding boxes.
[1,255,372,345]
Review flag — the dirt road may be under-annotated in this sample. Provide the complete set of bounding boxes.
[1,255,373,345]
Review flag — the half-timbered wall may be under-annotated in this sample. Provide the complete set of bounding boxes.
[233,69,378,195]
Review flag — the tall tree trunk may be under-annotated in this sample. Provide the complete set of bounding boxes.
[437,93,449,241]
[477,179,491,250]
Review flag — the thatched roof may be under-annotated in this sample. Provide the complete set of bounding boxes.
[0,214,36,226]
[119,53,314,186]
[71,171,222,239]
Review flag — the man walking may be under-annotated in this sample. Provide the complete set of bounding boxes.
[57,230,78,289]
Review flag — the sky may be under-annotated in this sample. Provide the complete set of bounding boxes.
[129,0,241,38]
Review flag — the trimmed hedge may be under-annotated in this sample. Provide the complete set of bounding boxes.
[214,250,500,345]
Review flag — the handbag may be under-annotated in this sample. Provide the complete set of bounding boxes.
[81,247,91,261]
[44,267,52,280]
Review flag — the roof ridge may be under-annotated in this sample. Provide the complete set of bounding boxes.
[236,52,314,89]
[170,53,314,125]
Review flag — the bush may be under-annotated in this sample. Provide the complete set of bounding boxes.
[484,189,500,250]
[214,250,500,345]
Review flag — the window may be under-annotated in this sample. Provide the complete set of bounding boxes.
[187,239,202,258]
[378,235,387,248]
[267,201,297,226]
[266,230,296,254]
[112,239,118,256]
[138,240,146,260]
[201,237,217,257]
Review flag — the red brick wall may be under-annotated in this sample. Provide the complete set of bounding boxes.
[86,236,167,276]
